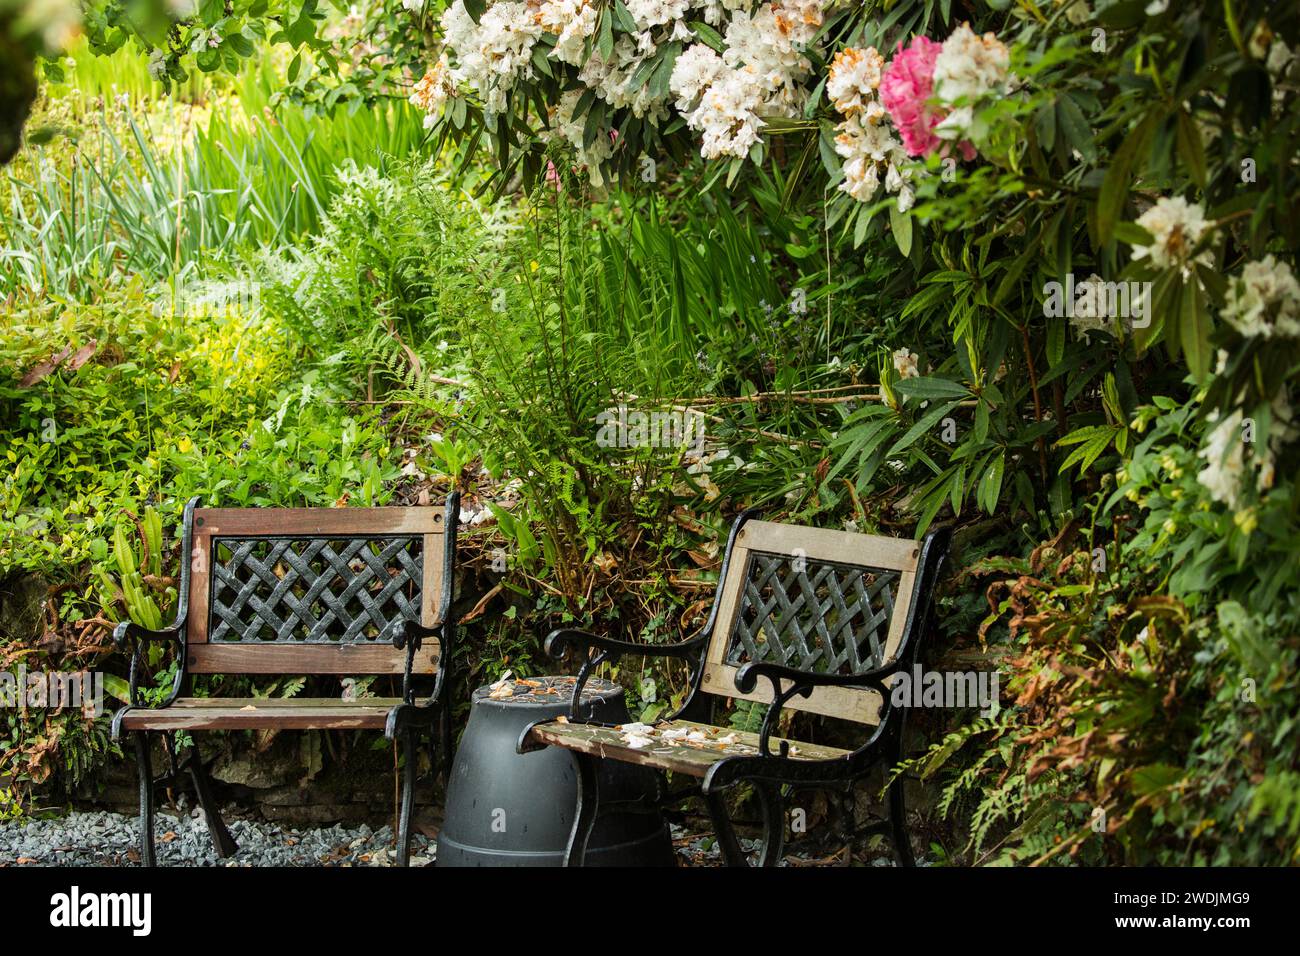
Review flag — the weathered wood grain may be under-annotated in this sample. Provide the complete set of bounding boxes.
[526,719,851,778]
[186,642,438,675]
[120,697,404,731]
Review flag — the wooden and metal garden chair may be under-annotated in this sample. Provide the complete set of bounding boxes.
[520,511,950,866]
[110,494,459,867]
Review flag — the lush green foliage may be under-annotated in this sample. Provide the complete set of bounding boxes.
[1,1,1297,865]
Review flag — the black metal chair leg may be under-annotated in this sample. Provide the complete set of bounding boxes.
[756,783,786,867]
[563,751,600,867]
[188,748,237,859]
[888,723,916,867]
[133,732,156,867]
[705,791,747,867]
[888,775,915,867]
[397,728,418,867]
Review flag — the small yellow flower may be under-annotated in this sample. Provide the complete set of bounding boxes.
[1234,509,1258,535]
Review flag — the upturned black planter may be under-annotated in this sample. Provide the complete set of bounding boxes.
[437,676,675,866]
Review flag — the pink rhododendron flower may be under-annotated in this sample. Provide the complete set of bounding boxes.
[879,36,975,161]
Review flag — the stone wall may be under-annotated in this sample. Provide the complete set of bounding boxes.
[71,736,444,829]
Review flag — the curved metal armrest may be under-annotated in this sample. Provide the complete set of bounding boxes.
[112,620,184,650]
[545,628,706,661]
[545,629,707,721]
[734,660,895,697]
[387,618,445,652]
[385,699,443,738]
[113,620,188,710]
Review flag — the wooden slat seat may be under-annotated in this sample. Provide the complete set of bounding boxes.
[119,697,405,732]
[528,719,851,778]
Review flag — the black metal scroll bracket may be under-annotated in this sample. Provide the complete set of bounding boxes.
[569,648,616,721]
[753,675,814,758]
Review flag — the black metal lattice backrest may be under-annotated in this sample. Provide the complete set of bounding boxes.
[208,536,424,643]
[183,505,453,675]
[724,551,900,676]
[702,519,928,723]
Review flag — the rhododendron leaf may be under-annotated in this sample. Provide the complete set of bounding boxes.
[612,0,637,34]
[1097,112,1156,248]
[1047,315,1065,368]
[889,204,912,257]
[689,22,725,53]
[649,45,682,100]
[818,124,839,178]
[1113,222,1155,247]
[890,400,962,455]
[852,206,872,249]
[1034,101,1056,153]
[226,34,255,58]
[1178,277,1211,381]
[977,454,1005,514]
[993,237,1039,307]
[1055,94,1095,163]
[597,10,614,60]
[1174,110,1206,189]
[895,377,969,401]
[804,76,826,119]
[532,45,553,79]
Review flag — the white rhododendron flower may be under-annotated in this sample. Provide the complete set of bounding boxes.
[1266,39,1293,77]
[933,23,1011,104]
[930,23,1010,142]
[670,43,726,111]
[687,66,766,159]
[826,46,913,210]
[1070,274,1118,336]
[827,46,885,117]
[536,0,599,66]
[691,0,751,27]
[1197,409,1247,508]
[722,2,820,116]
[409,55,455,128]
[1132,197,1211,272]
[578,36,670,120]
[1197,392,1296,508]
[1221,255,1300,338]
[893,348,920,379]
[625,0,690,30]
[439,0,541,114]
[428,1,1017,187]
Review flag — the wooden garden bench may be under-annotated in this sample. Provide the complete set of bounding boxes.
[520,512,950,866]
[110,494,460,867]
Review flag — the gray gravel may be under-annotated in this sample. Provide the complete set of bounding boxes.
[0,809,434,867]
